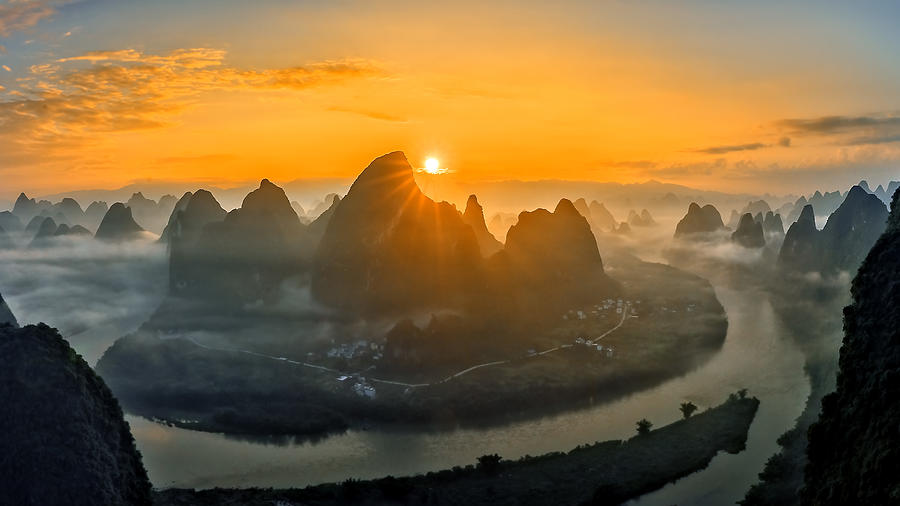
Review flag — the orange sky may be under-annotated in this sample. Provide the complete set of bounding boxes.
[2,1,900,198]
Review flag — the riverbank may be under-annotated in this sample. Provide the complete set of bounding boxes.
[154,395,758,506]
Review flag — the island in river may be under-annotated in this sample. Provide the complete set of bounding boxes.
[154,395,758,506]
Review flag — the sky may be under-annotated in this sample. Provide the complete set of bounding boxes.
[1,0,900,198]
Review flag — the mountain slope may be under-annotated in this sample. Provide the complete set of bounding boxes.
[312,151,483,315]
[0,323,152,505]
[802,189,900,504]
[0,292,16,326]
[95,203,146,241]
[462,194,503,256]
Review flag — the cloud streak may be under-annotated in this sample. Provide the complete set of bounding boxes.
[692,142,767,155]
[0,47,383,152]
[690,137,791,155]
[775,114,900,135]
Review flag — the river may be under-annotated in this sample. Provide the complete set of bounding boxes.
[118,285,809,503]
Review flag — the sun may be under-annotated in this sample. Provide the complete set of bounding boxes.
[424,157,442,174]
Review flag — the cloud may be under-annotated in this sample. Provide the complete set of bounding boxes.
[844,133,900,146]
[775,114,900,135]
[692,142,767,155]
[0,47,383,153]
[0,235,167,364]
[777,136,791,147]
[0,0,69,38]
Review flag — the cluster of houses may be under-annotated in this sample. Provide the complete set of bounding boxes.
[561,298,641,321]
[337,374,377,399]
[574,337,616,357]
[326,340,384,361]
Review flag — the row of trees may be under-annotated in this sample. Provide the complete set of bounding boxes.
[636,389,749,435]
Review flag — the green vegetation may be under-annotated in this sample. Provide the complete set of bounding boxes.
[680,401,698,419]
[636,418,653,435]
[154,395,758,506]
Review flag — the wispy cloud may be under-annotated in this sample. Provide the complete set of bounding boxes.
[690,136,791,155]
[775,114,900,135]
[774,113,900,147]
[0,0,70,38]
[0,47,383,151]
[691,142,767,155]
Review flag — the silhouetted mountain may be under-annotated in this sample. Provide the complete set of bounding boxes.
[462,194,503,256]
[29,217,59,247]
[808,190,844,217]
[160,190,226,244]
[54,197,86,225]
[731,213,766,248]
[12,193,51,223]
[306,194,341,241]
[170,180,312,301]
[763,211,785,236]
[778,187,887,274]
[84,201,109,231]
[588,200,617,232]
[24,215,47,235]
[310,192,341,218]
[291,200,309,224]
[778,205,819,272]
[126,192,177,233]
[313,152,483,315]
[158,192,193,243]
[0,292,16,326]
[0,211,23,233]
[615,221,632,235]
[817,186,888,273]
[95,203,146,241]
[627,209,656,227]
[0,323,152,505]
[494,199,617,313]
[743,200,771,216]
[674,203,725,238]
[727,209,741,229]
[861,179,900,206]
[573,198,591,219]
[56,224,92,237]
[802,189,900,505]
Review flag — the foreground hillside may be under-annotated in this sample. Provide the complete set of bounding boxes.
[0,323,152,506]
[802,190,900,503]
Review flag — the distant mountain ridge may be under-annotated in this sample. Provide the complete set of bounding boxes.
[779,186,888,274]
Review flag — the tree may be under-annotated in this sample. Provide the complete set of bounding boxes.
[738,388,749,399]
[680,401,698,419]
[476,454,503,475]
[636,418,652,435]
